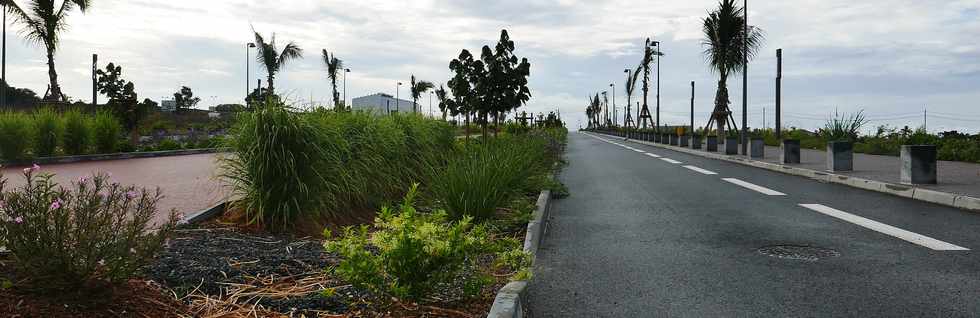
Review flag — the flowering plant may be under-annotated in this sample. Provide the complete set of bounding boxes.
[0,165,177,290]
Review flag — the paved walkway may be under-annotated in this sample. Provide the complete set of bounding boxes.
[1,154,228,225]
[758,145,980,198]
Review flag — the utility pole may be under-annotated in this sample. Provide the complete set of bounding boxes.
[763,107,767,130]
[741,0,750,155]
[690,81,695,136]
[776,48,782,139]
[92,54,98,111]
[610,83,616,127]
[924,108,927,131]
[655,41,662,133]
[1,4,6,110]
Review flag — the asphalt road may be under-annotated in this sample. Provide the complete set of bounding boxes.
[527,132,980,317]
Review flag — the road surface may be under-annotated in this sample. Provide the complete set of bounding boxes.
[528,132,980,317]
[1,154,227,225]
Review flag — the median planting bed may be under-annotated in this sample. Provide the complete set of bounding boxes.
[0,103,567,317]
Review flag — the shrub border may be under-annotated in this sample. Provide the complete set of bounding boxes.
[486,189,552,318]
[0,148,228,167]
[588,131,980,213]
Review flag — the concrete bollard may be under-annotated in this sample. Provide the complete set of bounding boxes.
[781,139,801,164]
[653,133,660,143]
[725,137,739,155]
[663,134,671,145]
[750,138,765,159]
[670,134,679,146]
[827,141,854,172]
[901,145,937,184]
[680,135,690,147]
[706,136,718,152]
[692,135,702,149]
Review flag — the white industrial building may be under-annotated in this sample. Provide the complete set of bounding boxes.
[351,93,419,115]
[160,99,177,112]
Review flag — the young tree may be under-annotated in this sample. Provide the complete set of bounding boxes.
[173,86,200,112]
[638,39,657,129]
[624,67,641,129]
[320,49,344,110]
[96,62,145,145]
[409,75,434,114]
[701,0,763,138]
[253,28,303,97]
[448,49,485,141]
[434,85,449,120]
[478,30,531,137]
[5,0,92,101]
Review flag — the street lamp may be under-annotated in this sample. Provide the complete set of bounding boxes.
[343,68,350,109]
[396,82,402,112]
[609,83,616,127]
[741,0,749,155]
[246,42,256,106]
[428,91,433,117]
[650,40,663,133]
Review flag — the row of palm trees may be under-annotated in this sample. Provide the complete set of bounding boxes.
[587,0,762,138]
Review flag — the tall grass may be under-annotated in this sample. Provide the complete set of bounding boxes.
[63,109,92,155]
[431,134,552,221]
[0,112,34,160]
[33,108,64,157]
[822,110,868,142]
[92,110,122,154]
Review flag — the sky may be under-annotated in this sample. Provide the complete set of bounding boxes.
[3,0,980,133]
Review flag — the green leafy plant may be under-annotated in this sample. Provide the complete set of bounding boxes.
[0,112,33,160]
[92,110,122,154]
[324,184,488,300]
[32,108,63,157]
[822,110,868,142]
[62,109,92,155]
[0,166,178,291]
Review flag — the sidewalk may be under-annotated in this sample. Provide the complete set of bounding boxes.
[759,145,980,198]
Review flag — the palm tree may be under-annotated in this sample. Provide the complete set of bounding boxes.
[5,0,92,101]
[409,75,434,114]
[321,49,343,110]
[701,0,763,138]
[435,85,449,120]
[252,28,303,98]
[624,66,641,129]
[637,39,656,129]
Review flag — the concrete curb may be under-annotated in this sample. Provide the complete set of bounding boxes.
[0,148,227,167]
[487,190,552,318]
[588,131,980,213]
[180,201,229,225]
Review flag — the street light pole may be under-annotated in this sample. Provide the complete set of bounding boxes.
[428,91,433,117]
[610,83,615,127]
[343,68,350,109]
[651,41,663,133]
[396,82,402,112]
[1,4,6,110]
[246,43,255,107]
[741,0,749,155]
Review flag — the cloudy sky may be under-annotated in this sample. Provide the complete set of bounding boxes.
[4,0,980,132]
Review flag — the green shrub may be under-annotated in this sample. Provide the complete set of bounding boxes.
[62,109,92,155]
[324,184,488,300]
[0,112,33,160]
[220,103,331,231]
[431,135,548,221]
[0,167,178,291]
[32,109,63,157]
[92,111,122,154]
[156,139,182,151]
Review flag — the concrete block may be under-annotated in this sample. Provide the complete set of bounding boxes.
[750,138,765,158]
[781,139,801,164]
[847,177,885,192]
[488,281,528,318]
[680,135,690,147]
[954,195,980,211]
[725,137,739,155]
[881,183,915,198]
[706,136,718,152]
[901,145,937,185]
[827,141,854,172]
[670,134,679,146]
[692,135,702,149]
[913,188,958,207]
[653,133,660,143]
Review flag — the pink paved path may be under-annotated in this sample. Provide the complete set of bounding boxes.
[1,154,229,224]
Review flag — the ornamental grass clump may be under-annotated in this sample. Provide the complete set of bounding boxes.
[0,112,33,160]
[92,110,122,154]
[62,109,92,155]
[0,166,177,291]
[324,184,488,300]
[32,108,64,157]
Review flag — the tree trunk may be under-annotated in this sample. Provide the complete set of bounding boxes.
[464,112,471,145]
[714,78,730,141]
[331,78,340,110]
[267,74,276,101]
[45,48,62,101]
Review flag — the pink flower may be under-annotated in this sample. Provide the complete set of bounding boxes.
[78,176,88,183]
[125,190,139,199]
[49,199,63,210]
[31,164,40,172]
[13,216,23,224]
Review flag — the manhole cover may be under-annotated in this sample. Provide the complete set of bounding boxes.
[757,245,840,262]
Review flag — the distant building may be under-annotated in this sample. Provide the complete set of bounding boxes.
[160,99,177,112]
[351,93,418,115]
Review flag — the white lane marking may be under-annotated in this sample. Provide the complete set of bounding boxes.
[645,153,662,158]
[683,165,718,175]
[660,158,682,164]
[633,149,646,153]
[799,204,969,251]
[722,178,786,196]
